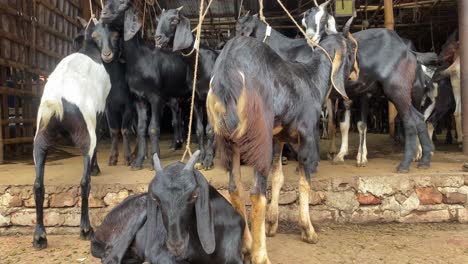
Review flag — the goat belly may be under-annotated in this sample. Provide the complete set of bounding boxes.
[41,53,112,117]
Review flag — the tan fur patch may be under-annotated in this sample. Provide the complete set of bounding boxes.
[298,170,318,243]
[206,89,226,135]
[233,85,248,139]
[272,126,283,135]
[349,33,360,80]
[250,193,270,263]
[266,142,285,236]
[330,49,349,100]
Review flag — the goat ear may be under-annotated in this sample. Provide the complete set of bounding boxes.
[325,15,337,35]
[173,15,194,52]
[124,7,142,41]
[77,16,88,28]
[72,34,84,51]
[194,170,216,254]
[330,48,349,100]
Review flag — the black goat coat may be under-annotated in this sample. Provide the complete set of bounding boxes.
[91,173,244,264]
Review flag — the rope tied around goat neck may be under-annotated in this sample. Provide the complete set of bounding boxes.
[181,0,207,162]
[274,0,333,64]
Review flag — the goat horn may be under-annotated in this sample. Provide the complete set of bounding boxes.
[183,150,201,171]
[320,0,332,8]
[314,0,319,7]
[152,153,163,172]
[176,6,183,12]
[343,16,354,37]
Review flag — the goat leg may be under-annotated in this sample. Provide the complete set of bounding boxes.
[32,131,50,249]
[203,123,215,170]
[132,99,148,170]
[250,170,270,264]
[229,145,252,262]
[265,140,284,237]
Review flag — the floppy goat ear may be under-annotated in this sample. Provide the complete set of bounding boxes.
[184,151,216,254]
[194,170,216,254]
[331,46,350,101]
[124,6,142,41]
[173,15,194,52]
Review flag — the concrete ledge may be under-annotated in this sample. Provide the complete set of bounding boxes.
[1,173,468,234]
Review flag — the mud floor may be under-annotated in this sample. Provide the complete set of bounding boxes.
[1,223,468,264]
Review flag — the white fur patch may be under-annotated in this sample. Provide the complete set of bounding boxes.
[39,53,111,157]
[326,16,337,34]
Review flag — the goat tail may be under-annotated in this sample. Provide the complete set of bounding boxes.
[208,72,273,175]
[36,99,64,134]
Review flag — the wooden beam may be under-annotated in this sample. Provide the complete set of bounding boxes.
[0,105,3,164]
[384,0,397,138]
[460,0,468,154]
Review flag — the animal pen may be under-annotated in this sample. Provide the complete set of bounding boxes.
[1,0,468,263]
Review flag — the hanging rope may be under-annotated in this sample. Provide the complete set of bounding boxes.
[141,1,147,38]
[181,0,207,162]
[100,0,104,9]
[190,0,215,33]
[85,0,96,31]
[258,0,271,42]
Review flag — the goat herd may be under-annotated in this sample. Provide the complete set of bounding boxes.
[30,0,461,263]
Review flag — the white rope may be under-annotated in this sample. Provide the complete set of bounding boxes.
[181,0,207,161]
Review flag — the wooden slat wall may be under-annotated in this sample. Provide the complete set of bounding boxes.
[0,0,89,163]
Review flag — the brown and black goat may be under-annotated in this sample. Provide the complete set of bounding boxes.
[207,19,356,263]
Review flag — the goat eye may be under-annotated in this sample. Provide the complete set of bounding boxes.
[171,18,179,25]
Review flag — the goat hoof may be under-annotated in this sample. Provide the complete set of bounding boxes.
[356,161,368,167]
[396,165,410,173]
[131,160,144,170]
[281,156,288,165]
[32,228,48,249]
[108,157,118,166]
[332,158,345,165]
[80,227,94,240]
[417,162,430,169]
[194,162,204,170]
[203,157,214,170]
[265,221,278,237]
[91,166,101,176]
[301,230,319,244]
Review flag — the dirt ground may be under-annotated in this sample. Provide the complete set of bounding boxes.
[0,133,467,187]
[1,223,468,264]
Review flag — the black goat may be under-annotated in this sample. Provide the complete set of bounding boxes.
[91,151,245,264]
[236,13,315,63]
[155,7,219,170]
[102,4,196,170]
[74,18,136,167]
[207,19,356,263]
[33,20,113,248]
[304,6,434,172]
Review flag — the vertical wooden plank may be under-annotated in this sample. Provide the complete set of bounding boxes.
[0,105,3,164]
[460,1,468,154]
[82,0,91,20]
[384,0,397,138]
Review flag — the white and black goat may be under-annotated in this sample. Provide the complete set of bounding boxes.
[91,151,245,264]
[33,20,113,248]
[303,2,435,172]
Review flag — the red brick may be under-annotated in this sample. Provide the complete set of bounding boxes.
[415,187,442,205]
[357,193,381,205]
[443,192,467,204]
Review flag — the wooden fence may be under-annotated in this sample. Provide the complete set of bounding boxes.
[0,0,102,164]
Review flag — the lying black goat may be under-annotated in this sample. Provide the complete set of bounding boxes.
[91,151,245,264]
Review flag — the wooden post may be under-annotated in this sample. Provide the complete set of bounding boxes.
[0,105,3,164]
[82,0,91,20]
[460,1,468,154]
[384,0,397,138]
